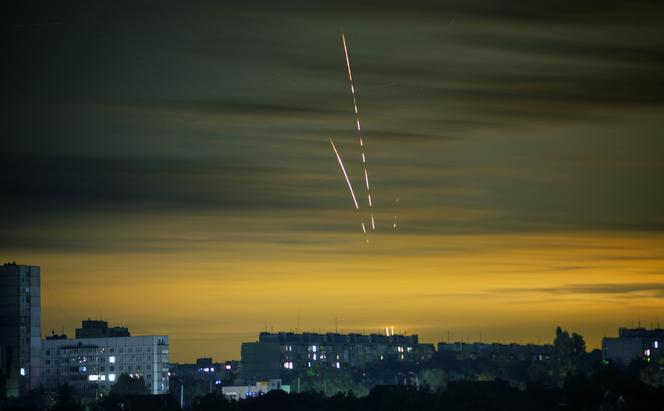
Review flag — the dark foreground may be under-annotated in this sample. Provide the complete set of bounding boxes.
[6,366,664,411]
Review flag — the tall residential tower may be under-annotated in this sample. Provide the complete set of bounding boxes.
[0,263,41,398]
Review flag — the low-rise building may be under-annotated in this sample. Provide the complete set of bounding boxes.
[222,379,289,400]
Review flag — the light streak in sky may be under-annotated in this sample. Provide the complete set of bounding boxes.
[393,197,399,229]
[342,32,375,230]
[329,138,359,210]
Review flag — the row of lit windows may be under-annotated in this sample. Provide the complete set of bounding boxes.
[284,361,341,369]
[51,363,156,373]
[45,345,156,356]
[46,374,168,383]
[283,345,414,352]
[282,350,413,360]
[44,353,167,365]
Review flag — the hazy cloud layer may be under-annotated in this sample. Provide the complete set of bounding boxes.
[497,283,664,297]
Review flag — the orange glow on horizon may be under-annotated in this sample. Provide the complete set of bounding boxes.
[7,228,663,362]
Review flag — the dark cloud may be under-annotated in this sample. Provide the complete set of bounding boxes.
[3,0,664,252]
[0,154,343,217]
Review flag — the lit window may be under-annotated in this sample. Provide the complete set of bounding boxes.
[88,375,98,381]
[655,341,659,349]
[225,365,231,370]
[109,374,116,382]
[20,368,26,376]
[312,345,317,353]
[109,356,116,363]
[645,349,651,356]
[335,362,340,369]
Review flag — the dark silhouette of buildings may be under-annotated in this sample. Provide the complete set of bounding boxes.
[241,331,434,382]
[75,319,130,339]
[437,341,553,360]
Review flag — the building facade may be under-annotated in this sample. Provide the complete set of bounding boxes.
[602,327,663,367]
[242,332,433,382]
[0,263,41,398]
[42,330,169,397]
[437,341,553,360]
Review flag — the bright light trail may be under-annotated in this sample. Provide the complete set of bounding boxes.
[329,138,359,210]
[342,32,375,229]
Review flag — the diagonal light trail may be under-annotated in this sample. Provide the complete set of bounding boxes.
[342,32,375,230]
[329,138,359,210]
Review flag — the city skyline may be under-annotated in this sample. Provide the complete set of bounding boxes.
[4,1,664,363]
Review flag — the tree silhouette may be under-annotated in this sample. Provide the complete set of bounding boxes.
[109,373,149,396]
[553,326,586,382]
[49,383,84,411]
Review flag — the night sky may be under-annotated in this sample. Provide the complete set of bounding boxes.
[3,1,664,362]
